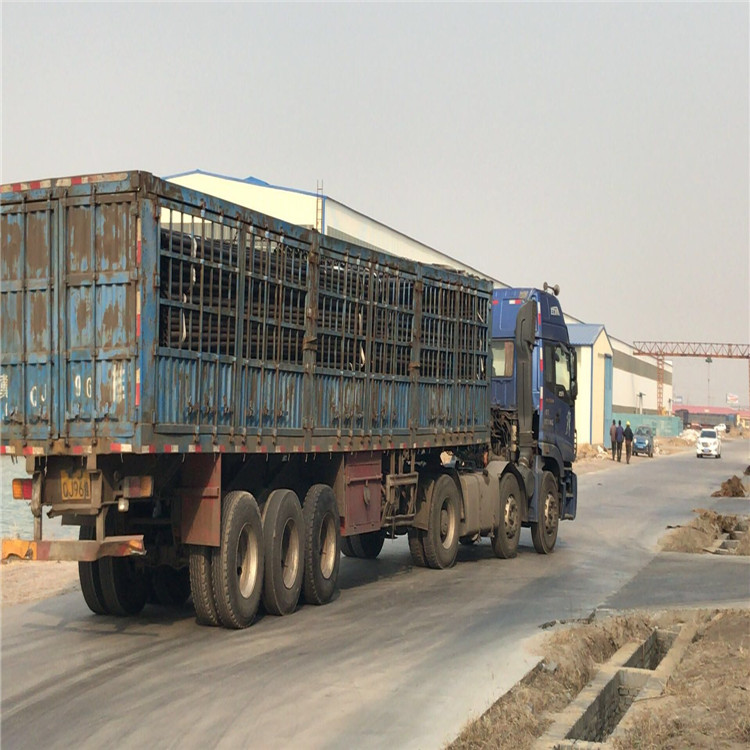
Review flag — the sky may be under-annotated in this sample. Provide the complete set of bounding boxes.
[2,2,748,408]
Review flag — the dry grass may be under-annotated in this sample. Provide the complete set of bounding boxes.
[448,610,750,750]
[613,610,750,749]
[447,614,654,750]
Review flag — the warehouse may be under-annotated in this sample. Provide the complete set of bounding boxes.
[165,170,669,439]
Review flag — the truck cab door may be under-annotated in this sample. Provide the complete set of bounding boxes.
[542,342,576,463]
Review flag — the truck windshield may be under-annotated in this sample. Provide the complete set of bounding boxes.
[491,341,514,378]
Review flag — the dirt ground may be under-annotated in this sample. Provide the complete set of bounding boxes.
[1,558,80,606]
[659,509,750,555]
[449,609,750,750]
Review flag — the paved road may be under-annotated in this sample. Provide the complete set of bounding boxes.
[2,440,748,749]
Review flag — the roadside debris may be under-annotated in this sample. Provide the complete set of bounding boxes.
[659,509,749,555]
[711,475,748,498]
[678,428,700,444]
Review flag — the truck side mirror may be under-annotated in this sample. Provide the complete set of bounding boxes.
[569,348,578,401]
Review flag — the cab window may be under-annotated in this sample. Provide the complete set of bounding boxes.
[491,341,514,378]
[545,343,573,402]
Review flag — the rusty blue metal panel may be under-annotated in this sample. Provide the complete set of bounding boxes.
[1,171,493,455]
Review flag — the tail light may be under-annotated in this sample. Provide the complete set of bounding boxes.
[12,478,32,500]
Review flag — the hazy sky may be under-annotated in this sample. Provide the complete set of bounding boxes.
[2,2,748,407]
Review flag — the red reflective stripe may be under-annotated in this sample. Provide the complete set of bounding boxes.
[71,176,82,185]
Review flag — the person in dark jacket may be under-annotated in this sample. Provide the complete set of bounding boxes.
[609,420,617,460]
[615,420,624,462]
[624,421,634,464]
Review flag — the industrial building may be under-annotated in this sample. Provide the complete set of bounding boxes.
[165,170,671,443]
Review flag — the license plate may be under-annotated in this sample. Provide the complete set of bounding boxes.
[60,469,91,502]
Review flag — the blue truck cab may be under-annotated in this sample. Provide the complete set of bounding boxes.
[490,286,578,539]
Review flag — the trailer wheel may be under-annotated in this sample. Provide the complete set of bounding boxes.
[78,525,109,615]
[261,489,304,616]
[302,484,341,605]
[351,531,385,559]
[153,566,191,607]
[340,536,357,558]
[423,474,460,569]
[531,471,559,555]
[189,546,221,626]
[211,491,264,629]
[492,474,522,559]
[99,556,148,616]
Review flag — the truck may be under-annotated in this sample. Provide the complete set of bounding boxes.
[0,171,578,628]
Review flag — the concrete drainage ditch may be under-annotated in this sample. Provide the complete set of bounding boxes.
[713,519,748,555]
[534,618,699,749]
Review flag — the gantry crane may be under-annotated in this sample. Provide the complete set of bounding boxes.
[632,342,750,413]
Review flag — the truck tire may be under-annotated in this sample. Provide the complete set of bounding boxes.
[189,546,221,626]
[302,484,341,605]
[340,536,357,558]
[351,530,385,559]
[408,528,428,567]
[492,474,522,559]
[531,471,559,555]
[423,474,460,569]
[211,491,264,629]
[152,565,191,607]
[78,525,108,615]
[99,556,148,616]
[261,489,304,616]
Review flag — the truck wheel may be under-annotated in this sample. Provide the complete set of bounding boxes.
[261,489,304,616]
[152,566,191,607]
[189,546,221,626]
[211,491,264,629]
[351,530,385,559]
[531,471,559,555]
[99,556,148,616]
[408,528,428,567]
[423,474,460,569]
[78,525,109,615]
[341,536,357,558]
[492,474,522,559]
[302,484,341,605]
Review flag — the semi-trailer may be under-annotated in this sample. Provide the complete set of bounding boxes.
[0,171,578,628]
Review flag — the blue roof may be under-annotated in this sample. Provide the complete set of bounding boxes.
[568,323,606,347]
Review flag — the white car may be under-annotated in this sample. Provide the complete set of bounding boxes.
[715,423,727,433]
[696,429,721,458]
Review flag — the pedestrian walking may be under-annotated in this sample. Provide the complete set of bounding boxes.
[615,420,624,462]
[624,421,634,464]
[609,420,617,460]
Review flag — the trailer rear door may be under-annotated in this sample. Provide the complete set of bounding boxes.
[1,184,139,445]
